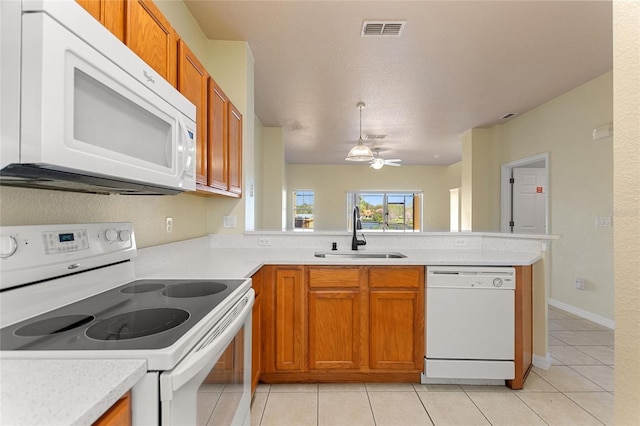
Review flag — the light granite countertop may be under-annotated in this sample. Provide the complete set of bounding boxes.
[133,244,543,281]
[0,359,146,426]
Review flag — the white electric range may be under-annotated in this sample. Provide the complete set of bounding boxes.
[0,223,254,425]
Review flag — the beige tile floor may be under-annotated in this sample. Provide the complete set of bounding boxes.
[250,306,614,425]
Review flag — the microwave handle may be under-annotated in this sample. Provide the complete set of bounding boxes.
[159,290,254,401]
[176,116,194,186]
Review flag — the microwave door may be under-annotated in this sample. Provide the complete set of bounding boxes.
[20,11,195,192]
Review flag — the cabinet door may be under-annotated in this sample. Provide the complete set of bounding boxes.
[76,0,125,42]
[177,41,208,185]
[369,290,423,370]
[309,290,361,370]
[227,103,243,195]
[207,79,229,191]
[125,0,177,86]
[270,267,305,372]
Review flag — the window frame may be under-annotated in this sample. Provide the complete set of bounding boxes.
[347,191,422,232]
[292,189,315,232]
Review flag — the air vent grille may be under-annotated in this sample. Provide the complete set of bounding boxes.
[361,21,406,37]
[365,134,387,140]
[500,113,518,120]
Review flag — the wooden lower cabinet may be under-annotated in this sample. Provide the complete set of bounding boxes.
[507,264,533,389]
[262,266,306,376]
[369,266,424,371]
[260,265,424,384]
[93,392,131,426]
[308,289,361,370]
[369,290,423,370]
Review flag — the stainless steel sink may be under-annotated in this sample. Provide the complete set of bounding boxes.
[314,251,407,259]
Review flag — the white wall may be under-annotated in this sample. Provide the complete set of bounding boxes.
[498,72,614,321]
[285,164,461,231]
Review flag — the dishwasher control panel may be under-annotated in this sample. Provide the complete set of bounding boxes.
[426,266,515,290]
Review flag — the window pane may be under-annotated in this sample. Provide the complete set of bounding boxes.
[348,191,422,232]
[293,190,314,231]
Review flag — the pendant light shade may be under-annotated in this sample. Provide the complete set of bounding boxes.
[345,102,374,161]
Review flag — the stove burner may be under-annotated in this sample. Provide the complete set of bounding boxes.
[86,308,189,340]
[15,315,94,337]
[120,283,166,293]
[162,281,228,298]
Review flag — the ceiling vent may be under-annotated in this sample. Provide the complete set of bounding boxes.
[361,21,406,37]
[500,113,518,120]
[365,134,387,140]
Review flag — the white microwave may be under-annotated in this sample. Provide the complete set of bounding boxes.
[0,0,196,195]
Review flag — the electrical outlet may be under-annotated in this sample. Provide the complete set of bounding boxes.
[258,237,272,246]
[595,216,612,227]
[454,237,468,247]
[165,217,173,233]
[223,215,237,229]
[575,277,585,290]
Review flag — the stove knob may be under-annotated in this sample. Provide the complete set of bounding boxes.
[118,229,131,242]
[104,228,118,243]
[493,277,504,288]
[0,236,18,258]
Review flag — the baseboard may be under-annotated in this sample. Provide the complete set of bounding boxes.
[548,298,615,329]
[533,353,552,370]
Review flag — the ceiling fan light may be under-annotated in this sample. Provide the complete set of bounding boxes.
[370,158,385,169]
[345,141,374,161]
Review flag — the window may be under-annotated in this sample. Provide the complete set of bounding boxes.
[293,190,314,231]
[347,191,422,232]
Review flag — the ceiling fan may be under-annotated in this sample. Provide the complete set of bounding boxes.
[370,148,402,169]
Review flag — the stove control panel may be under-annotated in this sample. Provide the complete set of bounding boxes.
[42,229,90,255]
[0,222,136,291]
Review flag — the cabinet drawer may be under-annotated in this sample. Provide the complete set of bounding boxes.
[308,267,362,288]
[368,267,423,289]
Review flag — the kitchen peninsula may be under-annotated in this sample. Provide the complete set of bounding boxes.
[135,231,553,390]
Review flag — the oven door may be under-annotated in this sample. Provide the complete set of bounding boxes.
[160,290,254,426]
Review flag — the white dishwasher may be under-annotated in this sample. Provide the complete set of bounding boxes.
[421,266,515,384]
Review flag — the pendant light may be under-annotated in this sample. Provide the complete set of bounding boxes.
[345,102,374,161]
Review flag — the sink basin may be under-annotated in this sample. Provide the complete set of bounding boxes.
[314,251,407,259]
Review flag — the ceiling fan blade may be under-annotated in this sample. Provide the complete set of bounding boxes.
[385,159,402,163]
[385,162,401,166]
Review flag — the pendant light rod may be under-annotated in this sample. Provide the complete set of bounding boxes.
[346,102,374,161]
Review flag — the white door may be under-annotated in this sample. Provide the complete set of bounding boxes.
[512,168,547,233]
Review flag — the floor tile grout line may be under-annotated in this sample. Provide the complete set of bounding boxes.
[413,386,436,426]
[511,390,552,426]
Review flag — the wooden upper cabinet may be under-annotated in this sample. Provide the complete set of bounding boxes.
[227,103,243,195]
[177,40,208,185]
[207,79,229,191]
[202,79,243,197]
[125,0,177,86]
[76,0,125,41]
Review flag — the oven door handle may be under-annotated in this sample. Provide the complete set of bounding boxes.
[159,289,254,401]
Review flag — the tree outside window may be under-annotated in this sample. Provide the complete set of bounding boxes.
[293,190,314,231]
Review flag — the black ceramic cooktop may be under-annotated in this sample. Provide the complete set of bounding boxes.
[0,279,247,351]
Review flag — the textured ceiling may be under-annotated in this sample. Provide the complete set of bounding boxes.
[184,1,612,166]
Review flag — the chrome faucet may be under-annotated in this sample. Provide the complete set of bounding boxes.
[352,206,367,250]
